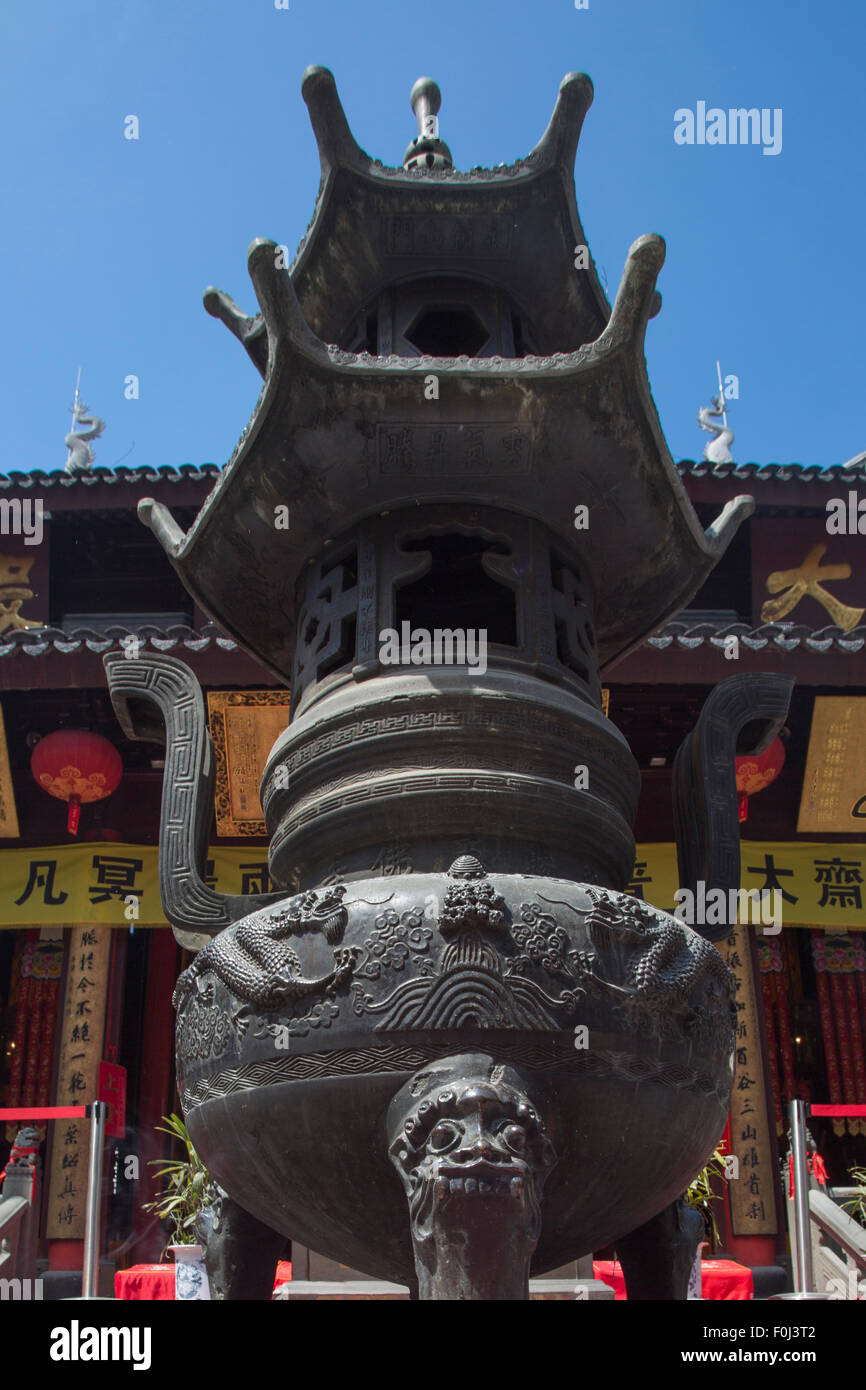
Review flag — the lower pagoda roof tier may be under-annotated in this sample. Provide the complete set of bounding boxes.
[141,234,752,682]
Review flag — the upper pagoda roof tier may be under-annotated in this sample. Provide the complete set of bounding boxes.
[202,67,627,370]
[141,223,752,681]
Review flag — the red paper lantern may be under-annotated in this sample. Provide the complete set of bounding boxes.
[30,730,123,835]
[735,735,786,823]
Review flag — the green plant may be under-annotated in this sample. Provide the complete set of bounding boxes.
[682,1148,728,1252]
[841,1167,866,1226]
[143,1113,215,1252]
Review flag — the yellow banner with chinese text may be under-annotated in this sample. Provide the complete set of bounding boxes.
[0,840,862,928]
[627,841,865,929]
[0,844,273,927]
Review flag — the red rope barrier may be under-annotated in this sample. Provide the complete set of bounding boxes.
[0,1106,88,1121]
[810,1104,866,1117]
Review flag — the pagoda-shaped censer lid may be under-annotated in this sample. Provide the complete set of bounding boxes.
[140,68,752,682]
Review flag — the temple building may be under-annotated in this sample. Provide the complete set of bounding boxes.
[1,452,863,1288]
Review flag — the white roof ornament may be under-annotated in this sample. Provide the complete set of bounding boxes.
[64,368,105,474]
[697,361,734,464]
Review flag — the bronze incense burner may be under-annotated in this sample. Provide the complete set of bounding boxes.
[106,67,791,1299]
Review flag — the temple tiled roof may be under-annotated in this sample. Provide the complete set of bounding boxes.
[0,623,239,657]
[0,620,862,661]
[647,620,866,655]
[676,459,866,484]
[1,459,861,490]
[0,464,221,490]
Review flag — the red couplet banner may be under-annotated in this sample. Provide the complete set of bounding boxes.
[97,1060,127,1139]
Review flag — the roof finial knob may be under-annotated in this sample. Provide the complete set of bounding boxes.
[411,77,441,134]
[404,76,452,172]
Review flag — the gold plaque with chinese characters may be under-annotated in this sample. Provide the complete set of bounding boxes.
[798,697,866,833]
[0,701,20,836]
[751,519,864,631]
[0,553,44,636]
[207,691,291,837]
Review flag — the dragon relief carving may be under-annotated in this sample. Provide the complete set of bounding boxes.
[174,860,734,1063]
[578,887,736,1050]
[173,886,359,1036]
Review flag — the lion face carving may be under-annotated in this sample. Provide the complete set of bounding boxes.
[388,1058,556,1255]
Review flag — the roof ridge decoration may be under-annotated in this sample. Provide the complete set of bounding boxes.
[141,68,754,680]
[1,619,860,661]
[0,622,240,659]
[0,464,222,490]
[647,619,866,655]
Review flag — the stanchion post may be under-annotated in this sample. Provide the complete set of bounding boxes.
[81,1101,107,1299]
[790,1098,813,1294]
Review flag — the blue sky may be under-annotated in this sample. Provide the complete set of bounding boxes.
[2,0,863,473]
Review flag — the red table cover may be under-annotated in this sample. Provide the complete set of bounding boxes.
[593,1259,753,1300]
[115,1260,293,1300]
[116,1257,751,1300]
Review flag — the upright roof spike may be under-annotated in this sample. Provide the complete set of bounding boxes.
[203,286,268,376]
[301,64,366,174]
[602,234,666,354]
[529,71,595,173]
[404,76,453,171]
[137,497,187,558]
[247,237,319,359]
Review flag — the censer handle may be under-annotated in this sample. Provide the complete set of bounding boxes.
[103,651,285,952]
[672,672,794,943]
